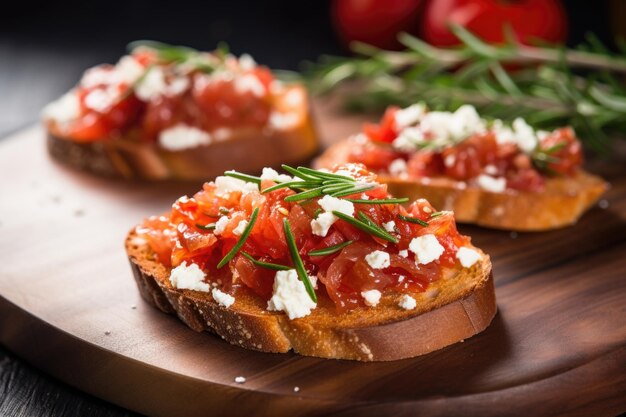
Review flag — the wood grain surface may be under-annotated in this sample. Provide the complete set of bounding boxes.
[0,116,625,416]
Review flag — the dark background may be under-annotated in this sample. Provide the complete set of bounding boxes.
[0,1,619,416]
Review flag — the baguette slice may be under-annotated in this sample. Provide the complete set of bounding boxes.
[315,139,608,231]
[126,230,496,362]
[47,85,319,181]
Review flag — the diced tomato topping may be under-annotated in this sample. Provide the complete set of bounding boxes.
[363,106,399,143]
[136,164,474,311]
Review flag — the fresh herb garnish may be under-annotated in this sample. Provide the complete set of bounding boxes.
[196,223,216,230]
[399,214,429,227]
[306,24,626,153]
[429,211,445,218]
[217,207,259,269]
[346,198,409,204]
[219,207,231,215]
[283,218,317,302]
[241,252,291,271]
[224,170,262,185]
[333,211,398,243]
[309,240,354,256]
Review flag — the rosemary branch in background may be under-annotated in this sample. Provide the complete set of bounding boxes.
[306,24,626,153]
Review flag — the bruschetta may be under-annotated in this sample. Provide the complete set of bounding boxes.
[315,104,607,231]
[42,42,318,180]
[126,163,495,361]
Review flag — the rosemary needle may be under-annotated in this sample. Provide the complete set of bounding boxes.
[217,207,259,269]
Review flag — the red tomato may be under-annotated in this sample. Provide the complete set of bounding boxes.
[538,127,583,176]
[331,0,423,50]
[421,0,568,47]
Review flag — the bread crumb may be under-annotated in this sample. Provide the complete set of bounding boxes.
[293,386,300,392]
[234,376,246,384]
[598,199,609,209]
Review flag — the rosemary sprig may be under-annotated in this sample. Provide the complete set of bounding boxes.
[346,197,409,204]
[307,24,626,153]
[429,211,445,219]
[308,240,354,256]
[224,170,262,185]
[283,219,317,302]
[398,214,429,227]
[217,207,259,269]
[333,211,398,243]
[241,252,291,271]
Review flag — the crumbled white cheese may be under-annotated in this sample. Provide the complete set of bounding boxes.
[361,289,382,307]
[41,91,81,123]
[232,220,248,236]
[311,212,336,237]
[365,250,391,269]
[476,175,507,193]
[135,67,168,101]
[392,127,425,152]
[388,158,408,176]
[169,261,209,292]
[238,53,257,71]
[398,294,417,310]
[260,167,293,183]
[81,65,115,88]
[512,118,538,153]
[394,103,426,129]
[115,55,145,85]
[284,88,304,107]
[158,124,212,151]
[444,154,456,168]
[214,215,230,235]
[484,164,498,176]
[267,269,317,320]
[311,195,356,237]
[212,288,235,308]
[234,376,246,384]
[456,247,481,268]
[421,105,485,142]
[383,220,396,232]
[234,74,265,97]
[214,175,259,197]
[84,87,119,113]
[269,111,299,130]
[409,234,445,265]
[165,77,190,96]
[318,195,355,216]
[398,250,409,258]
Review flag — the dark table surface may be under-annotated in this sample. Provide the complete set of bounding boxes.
[0,1,623,416]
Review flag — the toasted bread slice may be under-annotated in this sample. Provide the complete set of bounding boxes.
[315,140,608,231]
[126,229,495,361]
[47,85,319,181]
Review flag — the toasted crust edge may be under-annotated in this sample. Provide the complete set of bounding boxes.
[126,229,496,362]
[315,140,608,231]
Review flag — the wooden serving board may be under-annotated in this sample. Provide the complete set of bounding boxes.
[1,109,626,416]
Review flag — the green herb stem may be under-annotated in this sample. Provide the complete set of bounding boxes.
[217,207,259,269]
[283,219,317,302]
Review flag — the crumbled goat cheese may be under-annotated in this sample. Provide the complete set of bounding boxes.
[115,55,145,85]
[234,376,246,384]
[392,127,425,152]
[234,74,265,97]
[365,250,391,269]
[238,53,257,71]
[388,158,408,176]
[361,289,382,307]
[444,154,456,168]
[212,288,235,308]
[267,270,317,320]
[158,124,212,151]
[169,262,209,292]
[409,234,445,265]
[456,247,481,268]
[383,220,396,232]
[476,175,507,193]
[398,294,417,310]
[214,216,230,235]
[484,164,498,176]
[135,67,168,101]
[214,175,259,197]
[311,195,355,237]
[84,88,119,113]
[41,91,81,123]
[269,111,299,130]
[232,220,248,236]
[398,250,409,258]
[393,103,426,129]
[260,167,293,183]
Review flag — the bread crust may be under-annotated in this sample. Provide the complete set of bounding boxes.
[46,86,319,181]
[126,230,496,361]
[315,140,608,231]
